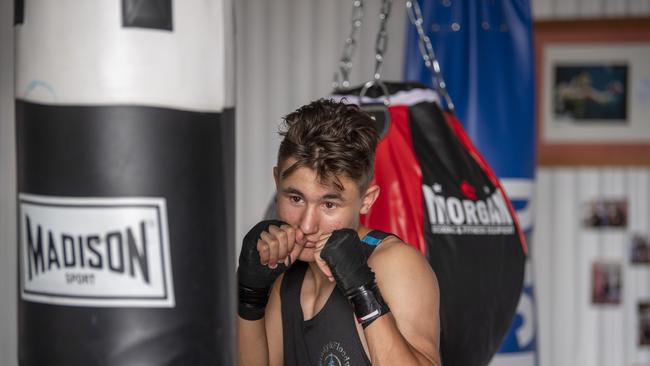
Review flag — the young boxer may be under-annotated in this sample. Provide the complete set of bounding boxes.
[237,99,440,366]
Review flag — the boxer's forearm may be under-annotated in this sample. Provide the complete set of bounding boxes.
[237,220,290,366]
[237,316,269,366]
[364,314,439,366]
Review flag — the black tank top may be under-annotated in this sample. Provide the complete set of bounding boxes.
[280,230,391,366]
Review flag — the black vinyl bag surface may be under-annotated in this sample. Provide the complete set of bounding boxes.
[333,82,527,366]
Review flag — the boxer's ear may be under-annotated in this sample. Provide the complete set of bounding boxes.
[273,166,279,188]
[360,184,380,215]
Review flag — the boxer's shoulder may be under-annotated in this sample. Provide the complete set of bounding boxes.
[367,235,439,323]
[367,235,430,275]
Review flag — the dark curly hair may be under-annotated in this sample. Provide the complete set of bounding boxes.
[277,99,379,193]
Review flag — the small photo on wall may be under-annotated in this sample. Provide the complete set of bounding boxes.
[631,234,650,265]
[591,261,622,305]
[639,302,650,346]
[583,199,627,228]
[553,64,628,122]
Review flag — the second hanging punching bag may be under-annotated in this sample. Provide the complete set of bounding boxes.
[16,1,236,365]
[405,1,538,364]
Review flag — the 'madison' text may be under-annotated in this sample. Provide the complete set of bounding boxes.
[25,216,150,283]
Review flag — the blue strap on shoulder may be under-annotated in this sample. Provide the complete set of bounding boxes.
[361,235,381,246]
[361,230,391,246]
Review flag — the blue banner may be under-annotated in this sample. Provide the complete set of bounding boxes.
[404,0,537,364]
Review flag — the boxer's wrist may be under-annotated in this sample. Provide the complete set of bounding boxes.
[346,280,391,328]
[237,219,288,321]
[238,283,271,320]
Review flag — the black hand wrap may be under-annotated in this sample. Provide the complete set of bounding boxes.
[321,229,390,328]
[237,220,288,320]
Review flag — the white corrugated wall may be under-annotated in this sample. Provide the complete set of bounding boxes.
[530,1,650,363]
[0,0,16,365]
[534,168,650,365]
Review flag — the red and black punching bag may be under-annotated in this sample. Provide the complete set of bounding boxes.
[16,1,235,365]
[333,82,526,366]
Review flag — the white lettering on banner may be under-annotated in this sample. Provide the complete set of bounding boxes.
[516,290,535,349]
[422,184,514,235]
[501,178,534,231]
[19,193,175,308]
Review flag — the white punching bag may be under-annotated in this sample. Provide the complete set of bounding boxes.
[15,1,236,364]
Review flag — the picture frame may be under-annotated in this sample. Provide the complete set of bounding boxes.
[582,198,628,229]
[630,233,650,265]
[535,18,650,165]
[591,260,623,305]
[640,301,650,346]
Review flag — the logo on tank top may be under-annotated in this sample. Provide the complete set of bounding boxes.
[18,193,175,307]
[319,341,351,366]
[422,182,515,235]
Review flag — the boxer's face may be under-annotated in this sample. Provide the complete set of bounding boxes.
[274,157,379,263]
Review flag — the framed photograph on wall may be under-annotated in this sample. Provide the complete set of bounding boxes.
[535,19,650,165]
[631,233,650,265]
[640,302,650,346]
[591,260,622,305]
[582,198,628,229]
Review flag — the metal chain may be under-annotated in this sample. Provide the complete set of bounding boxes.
[372,0,392,81]
[406,0,455,110]
[333,0,364,89]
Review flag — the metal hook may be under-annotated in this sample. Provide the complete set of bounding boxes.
[359,79,391,106]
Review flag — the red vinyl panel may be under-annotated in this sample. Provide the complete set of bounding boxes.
[361,105,426,255]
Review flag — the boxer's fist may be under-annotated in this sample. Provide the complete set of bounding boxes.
[238,220,292,320]
[320,229,390,328]
[257,222,303,269]
[319,229,374,295]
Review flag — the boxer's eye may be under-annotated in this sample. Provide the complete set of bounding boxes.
[289,195,303,204]
[324,201,337,210]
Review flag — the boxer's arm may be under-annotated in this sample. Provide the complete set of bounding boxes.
[237,274,283,366]
[264,275,284,366]
[237,220,292,366]
[364,239,441,366]
[237,315,268,366]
